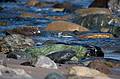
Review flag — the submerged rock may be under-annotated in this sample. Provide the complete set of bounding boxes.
[108,0,120,15]
[20,12,41,18]
[75,8,111,16]
[0,21,8,26]
[5,27,41,36]
[0,65,32,79]
[0,34,34,53]
[45,72,66,79]
[69,66,109,78]
[27,0,39,6]
[47,50,76,64]
[79,33,113,39]
[45,21,89,32]
[33,56,58,69]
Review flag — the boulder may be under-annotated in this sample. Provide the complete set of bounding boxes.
[69,66,109,78]
[45,21,89,32]
[33,56,58,69]
[0,65,32,79]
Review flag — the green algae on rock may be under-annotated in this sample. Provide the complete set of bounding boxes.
[25,44,87,60]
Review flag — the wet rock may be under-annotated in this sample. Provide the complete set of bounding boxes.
[0,21,8,26]
[108,0,120,15]
[34,2,51,8]
[75,8,111,16]
[45,72,66,79]
[0,34,34,53]
[79,33,113,39]
[5,26,41,36]
[20,12,41,18]
[25,44,87,60]
[45,21,89,32]
[27,0,39,6]
[47,50,76,64]
[111,26,120,38]
[83,45,104,58]
[74,14,112,32]
[0,65,33,79]
[33,56,58,69]
[69,66,109,78]
[52,3,75,12]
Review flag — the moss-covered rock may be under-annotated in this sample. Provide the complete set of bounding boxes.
[25,44,87,59]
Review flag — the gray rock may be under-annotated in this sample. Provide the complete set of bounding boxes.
[0,34,34,53]
[33,56,58,69]
[45,72,66,79]
[0,65,33,79]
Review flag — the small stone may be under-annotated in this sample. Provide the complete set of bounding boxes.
[45,72,66,79]
[33,56,58,69]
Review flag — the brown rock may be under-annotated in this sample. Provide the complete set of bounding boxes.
[87,59,111,74]
[69,66,109,78]
[45,21,89,32]
[5,26,41,36]
[27,0,39,6]
[20,12,41,18]
[75,8,111,16]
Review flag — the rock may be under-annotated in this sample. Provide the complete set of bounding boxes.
[0,34,34,53]
[45,72,66,79]
[27,0,39,6]
[20,12,41,18]
[0,21,8,26]
[6,51,32,60]
[111,26,120,38]
[5,27,41,36]
[79,33,113,39]
[75,8,111,16]
[45,21,89,32]
[89,0,109,8]
[69,66,109,78]
[83,45,104,58]
[34,2,51,8]
[0,65,32,79]
[47,50,76,64]
[108,0,120,15]
[87,58,120,74]
[33,56,58,69]
[25,44,87,60]
[74,14,112,32]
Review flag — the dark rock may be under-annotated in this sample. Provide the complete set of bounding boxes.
[83,45,104,58]
[45,72,66,79]
[5,27,41,36]
[0,0,16,2]
[47,50,76,64]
